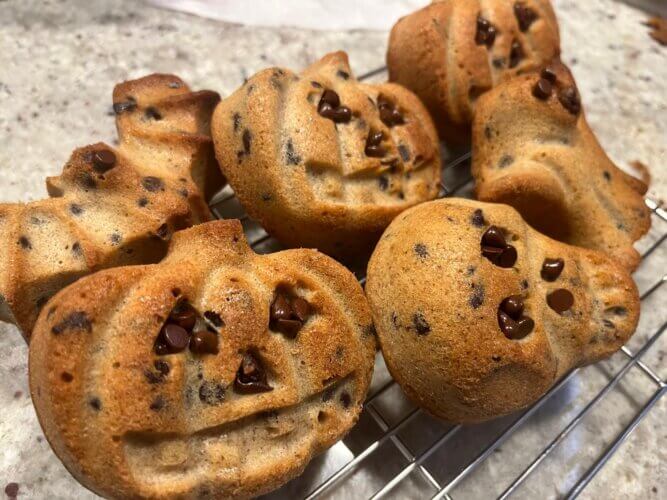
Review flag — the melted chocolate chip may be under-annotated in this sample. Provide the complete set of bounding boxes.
[509,40,523,68]
[547,288,574,313]
[204,310,224,327]
[51,311,92,334]
[476,15,497,47]
[365,130,386,157]
[92,149,116,173]
[89,397,102,411]
[285,139,301,165]
[377,95,404,127]
[500,295,524,319]
[18,236,31,250]
[199,381,226,405]
[113,98,136,114]
[540,67,557,83]
[137,197,149,207]
[532,78,553,99]
[498,311,535,339]
[142,176,164,192]
[514,2,538,31]
[414,243,429,258]
[234,353,273,394]
[145,107,162,120]
[169,302,197,331]
[412,312,431,335]
[291,297,311,322]
[161,324,190,353]
[318,89,352,123]
[471,209,485,227]
[470,284,485,309]
[270,291,311,338]
[541,258,564,281]
[481,226,518,268]
[558,87,581,115]
[154,360,170,376]
[190,330,219,354]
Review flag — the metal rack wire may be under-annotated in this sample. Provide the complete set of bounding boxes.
[210,65,666,500]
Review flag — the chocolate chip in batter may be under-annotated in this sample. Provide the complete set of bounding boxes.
[414,243,429,259]
[365,130,386,157]
[92,149,116,173]
[232,112,241,132]
[532,78,553,100]
[318,89,352,124]
[144,106,162,121]
[113,97,136,114]
[169,302,197,331]
[51,311,92,334]
[190,330,219,355]
[497,295,534,339]
[412,312,431,335]
[234,353,273,394]
[558,87,581,115]
[603,171,611,181]
[88,397,102,411]
[285,138,301,165]
[541,258,564,281]
[70,203,84,215]
[547,288,574,313]
[378,175,389,191]
[18,236,31,250]
[340,391,351,408]
[498,154,514,169]
[509,40,524,68]
[199,381,226,405]
[270,290,311,338]
[155,324,190,354]
[476,15,497,47]
[398,144,411,162]
[481,226,517,268]
[470,283,485,309]
[378,95,404,127]
[150,395,166,411]
[204,310,224,328]
[540,67,557,83]
[242,129,252,155]
[142,176,164,192]
[514,2,538,32]
[471,208,486,227]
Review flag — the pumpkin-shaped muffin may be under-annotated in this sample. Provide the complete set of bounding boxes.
[472,61,650,270]
[30,219,376,499]
[0,74,224,339]
[367,198,639,423]
[212,51,441,261]
[387,0,560,144]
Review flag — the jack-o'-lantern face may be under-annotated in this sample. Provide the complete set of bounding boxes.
[30,220,375,499]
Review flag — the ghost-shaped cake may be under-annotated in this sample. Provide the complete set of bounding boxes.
[212,51,441,261]
[366,198,639,423]
[30,219,376,499]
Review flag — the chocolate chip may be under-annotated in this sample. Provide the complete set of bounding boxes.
[5,483,19,498]
[162,324,190,353]
[498,154,514,168]
[514,2,538,31]
[70,203,83,215]
[232,112,241,132]
[322,387,335,402]
[603,171,611,181]
[61,371,74,382]
[92,149,116,173]
[547,288,574,313]
[340,391,351,408]
[481,226,517,268]
[336,70,350,80]
[271,294,292,321]
[414,243,429,258]
[285,139,301,165]
[18,236,31,250]
[144,107,162,120]
[190,330,219,354]
[204,310,224,328]
[142,176,164,192]
[484,125,493,139]
[270,290,310,337]
[378,175,389,191]
[234,353,273,394]
[500,295,524,319]
[532,78,553,100]
[113,98,136,114]
[377,95,404,127]
[109,232,122,245]
[540,67,557,83]
[154,360,170,376]
[471,209,485,227]
[509,40,523,68]
[242,129,252,155]
[144,368,164,384]
[169,302,197,331]
[558,87,581,115]
[199,381,226,405]
[498,311,534,339]
[541,258,564,281]
[89,397,102,411]
[72,242,82,256]
[275,319,303,337]
[476,15,497,47]
[137,197,148,207]
[52,311,92,334]
[318,89,351,123]
[470,284,485,309]
[150,395,165,411]
[365,130,386,157]
[398,144,410,162]
[320,89,340,108]
[412,312,431,335]
[291,297,311,322]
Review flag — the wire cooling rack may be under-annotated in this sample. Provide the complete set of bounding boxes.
[209,65,666,500]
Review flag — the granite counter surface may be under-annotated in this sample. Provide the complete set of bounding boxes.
[0,0,665,498]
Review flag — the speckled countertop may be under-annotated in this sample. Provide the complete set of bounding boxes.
[0,0,665,499]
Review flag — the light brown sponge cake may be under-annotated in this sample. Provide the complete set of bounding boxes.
[387,0,560,144]
[211,51,441,261]
[29,219,376,499]
[0,74,224,339]
[366,198,639,423]
[472,61,650,270]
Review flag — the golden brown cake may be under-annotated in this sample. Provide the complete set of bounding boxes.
[472,62,650,270]
[30,219,376,499]
[0,74,224,339]
[211,51,441,261]
[366,198,639,423]
[387,0,560,143]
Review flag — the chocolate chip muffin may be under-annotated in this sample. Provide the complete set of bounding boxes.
[387,0,560,144]
[366,198,639,423]
[29,219,376,499]
[211,51,441,261]
[472,61,650,270]
[0,74,224,339]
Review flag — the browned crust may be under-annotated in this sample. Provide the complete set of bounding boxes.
[387,0,560,145]
[471,61,651,270]
[211,51,441,262]
[367,198,639,423]
[0,74,223,339]
[29,220,376,499]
